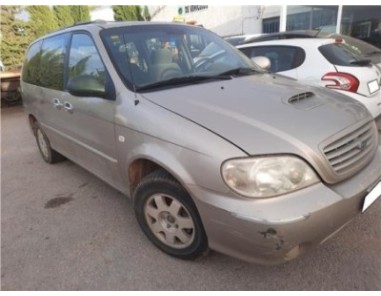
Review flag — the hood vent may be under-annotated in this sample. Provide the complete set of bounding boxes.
[284,91,323,110]
[288,92,315,104]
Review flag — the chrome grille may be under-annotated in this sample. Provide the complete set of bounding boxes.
[323,121,378,175]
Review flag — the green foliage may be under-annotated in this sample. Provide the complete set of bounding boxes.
[0,6,34,68]
[112,5,145,21]
[53,6,74,28]
[27,6,58,38]
[70,6,91,23]
[39,47,65,90]
[1,5,93,68]
[143,6,151,21]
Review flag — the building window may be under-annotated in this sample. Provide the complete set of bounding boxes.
[341,6,381,48]
[286,6,338,32]
[263,17,280,33]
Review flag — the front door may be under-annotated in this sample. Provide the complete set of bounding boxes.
[60,32,122,190]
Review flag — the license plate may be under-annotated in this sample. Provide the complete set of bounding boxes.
[362,181,381,212]
[368,80,380,94]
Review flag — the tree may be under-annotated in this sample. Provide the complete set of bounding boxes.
[70,6,91,23]
[27,6,58,38]
[0,6,33,68]
[143,6,151,21]
[53,6,74,28]
[112,5,144,21]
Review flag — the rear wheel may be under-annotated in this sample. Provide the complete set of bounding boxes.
[134,170,208,260]
[35,124,65,164]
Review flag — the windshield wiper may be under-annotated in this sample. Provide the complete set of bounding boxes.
[135,75,232,91]
[217,67,263,77]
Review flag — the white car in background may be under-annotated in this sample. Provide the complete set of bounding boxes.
[237,38,381,118]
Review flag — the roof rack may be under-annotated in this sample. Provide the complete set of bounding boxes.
[70,19,109,28]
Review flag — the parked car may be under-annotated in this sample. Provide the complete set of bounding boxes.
[230,30,381,50]
[1,62,22,105]
[223,34,263,46]
[21,21,381,265]
[231,30,381,66]
[238,38,381,118]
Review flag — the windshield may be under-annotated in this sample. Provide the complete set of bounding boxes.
[101,24,257,91]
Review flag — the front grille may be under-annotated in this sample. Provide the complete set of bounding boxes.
[323,121,378,175]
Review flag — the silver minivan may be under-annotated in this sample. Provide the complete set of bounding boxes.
[21,21,381,264]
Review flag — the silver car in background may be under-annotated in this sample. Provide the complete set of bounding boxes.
[21,21,381,264]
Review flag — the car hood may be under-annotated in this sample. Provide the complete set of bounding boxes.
[139,74,372,182]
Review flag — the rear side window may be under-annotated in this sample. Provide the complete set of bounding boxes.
[22,40,43,85]
[318,43,365,66]
[241,46,305,72]
[39,33,69,90]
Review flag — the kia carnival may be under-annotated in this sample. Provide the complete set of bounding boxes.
[21,21,381,264]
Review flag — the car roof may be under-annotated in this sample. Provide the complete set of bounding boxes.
[237,37,337,49]
[30,21,196,45]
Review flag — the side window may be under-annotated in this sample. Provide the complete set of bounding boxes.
[22,40,43,85]
[250,46,305,73]
[239,47,252,58]
[68,34,106,87]
[39,34,69,90]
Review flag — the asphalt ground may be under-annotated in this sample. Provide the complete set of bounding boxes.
[1,105,381,290]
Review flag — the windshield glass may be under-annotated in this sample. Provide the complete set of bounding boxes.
[101,24,257,91]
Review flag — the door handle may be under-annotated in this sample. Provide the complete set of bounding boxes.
[63,101,74,113]
[52,98,63,110]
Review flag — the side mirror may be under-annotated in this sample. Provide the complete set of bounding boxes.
[67,75,106,98]
[251,56,271,71]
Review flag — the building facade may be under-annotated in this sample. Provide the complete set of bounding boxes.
[150,5,381,48]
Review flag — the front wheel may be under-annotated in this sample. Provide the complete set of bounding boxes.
[133,170,208,260]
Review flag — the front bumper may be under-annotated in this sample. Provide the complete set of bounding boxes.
[188,148,381,265]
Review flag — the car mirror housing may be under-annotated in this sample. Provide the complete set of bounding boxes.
[67,75,107,99]
[251,56,271,71]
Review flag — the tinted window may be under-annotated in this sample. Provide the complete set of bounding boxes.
[324,35,381,64]
[39,34,69,90]
[243,46,305,72]
[22,40,43,85]
[68,34,106,87]
[319,43,368,66]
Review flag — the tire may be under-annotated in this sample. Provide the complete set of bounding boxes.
[133,170,208,260]
[35,124,65,164]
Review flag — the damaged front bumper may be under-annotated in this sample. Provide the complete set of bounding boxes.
[188,148,381,265]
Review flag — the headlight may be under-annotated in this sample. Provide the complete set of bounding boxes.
[221,155,319,198]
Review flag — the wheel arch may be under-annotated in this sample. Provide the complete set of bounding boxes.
[28,114,38,135]
[126,146,197,199]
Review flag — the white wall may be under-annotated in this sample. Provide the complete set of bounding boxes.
[91,6,114,21]
[150,5,264,37]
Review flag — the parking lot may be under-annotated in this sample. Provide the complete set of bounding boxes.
[1,104,381,290]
